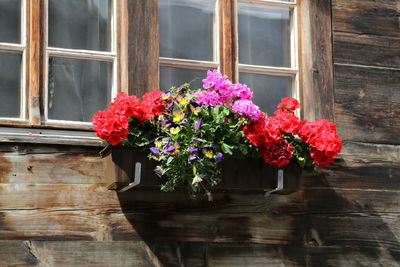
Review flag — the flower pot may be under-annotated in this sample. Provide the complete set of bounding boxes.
[101,146,302,194]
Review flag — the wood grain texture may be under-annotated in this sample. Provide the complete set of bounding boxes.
[1,241,398,267]
[207,243,400,267]
[127,0,159,96]
[0,151,104,184]
[219,0,236,81]
[28,0,42,125]
[333,32,400,69]
[299,0,335,121]
[0,241,157,267]
[0,139,399,264]
[334,64,400,144]
[332,0,400,37]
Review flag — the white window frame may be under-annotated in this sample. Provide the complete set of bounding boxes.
[236,0,300,111]
[0,0,27,123]
[159,0,220,77]
[43,0,118,129]
[158,0,300,115]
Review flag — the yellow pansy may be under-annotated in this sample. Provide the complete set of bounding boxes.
[155,139,162,148]
[177,96,190,106]
[203,150,214,158]
[161,93,170,100]
[170,126,181,135]
[173,110,185,122]
[190,105,201,116]
[192,175,203,186]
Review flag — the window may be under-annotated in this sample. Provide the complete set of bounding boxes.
[0,0,26,120]
[158,0,300,116]
[0,0,121,129]
[0,0,333,144]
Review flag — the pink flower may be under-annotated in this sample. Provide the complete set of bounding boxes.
[194,90,222,106]
[230,83,253,100]
[202,69,231,92]
[232,100,262,121]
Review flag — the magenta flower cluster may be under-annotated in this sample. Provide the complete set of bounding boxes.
[196,69,261,121]
[232,100,262,121]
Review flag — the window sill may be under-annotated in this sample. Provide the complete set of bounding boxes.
[0,126,104,147]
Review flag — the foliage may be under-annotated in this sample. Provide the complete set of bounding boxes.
[92,70,342,199]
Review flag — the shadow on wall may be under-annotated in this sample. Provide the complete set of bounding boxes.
[116,160,400,266]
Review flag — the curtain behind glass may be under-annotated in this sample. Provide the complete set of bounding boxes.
[47,0,112,122]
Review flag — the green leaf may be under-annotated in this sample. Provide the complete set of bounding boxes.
[221,143,233,155]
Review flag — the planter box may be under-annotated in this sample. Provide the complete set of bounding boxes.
[101,146,302,194]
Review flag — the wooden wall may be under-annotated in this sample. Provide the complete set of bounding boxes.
[0,0,399,266]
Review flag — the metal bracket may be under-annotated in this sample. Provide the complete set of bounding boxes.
[264,169,284,197]
[119,162,142,192]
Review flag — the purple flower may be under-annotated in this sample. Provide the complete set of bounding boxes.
[192,138,200,143]
[187,146,198,153]
[150,147,160,154]
[215,152,223,163]
[165,137,172,146]
[181,119,189,125]
[165,145,175,153]
[153,167,162,177]
[188,155,198,162]
[231,99,262,121]
[177,84,187,94]
[194,119,203,131]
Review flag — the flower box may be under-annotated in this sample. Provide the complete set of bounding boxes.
[101,146,302,194]
[93,70,341,199]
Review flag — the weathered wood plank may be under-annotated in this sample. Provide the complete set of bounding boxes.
[1,207,399,247]
[0,241,157,267]
[332,0,400,37]
[299,0,335,121]
[334,64,400,144]
[112,212,400,248]
[333,32,400,69]
[0,152,104,184]
[0,241,39,266]
[28,0,42,125]
[2,183,400,215]
[2,240,399,267]
[127,0,159,95]
[219,0,236,81]
[207,243,400,267]
[341,141,400,165]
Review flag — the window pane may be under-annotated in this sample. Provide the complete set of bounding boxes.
[160,67,207,90]
[238,3,291,67]
[240,73,292,115]
[48,0,112,51]
[0,52,21,118]
[159,0,215,61]
[0,0,21,43]
[48,57,112,122]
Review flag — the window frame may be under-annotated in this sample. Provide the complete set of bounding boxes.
[0,0,124,130]
[0,0,28,125]
[158,0,302,115]
[0,0,334,146]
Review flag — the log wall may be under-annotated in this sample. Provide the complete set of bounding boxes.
[0,0,399,266]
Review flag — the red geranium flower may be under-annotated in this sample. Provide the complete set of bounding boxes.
[276,97,300,112]
[260,139,294,167]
